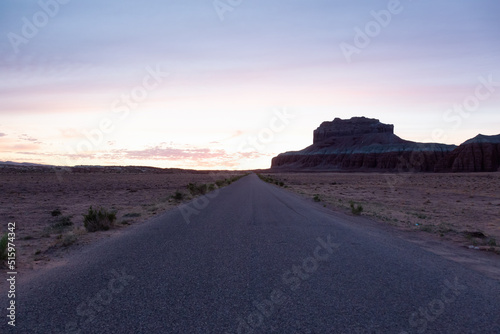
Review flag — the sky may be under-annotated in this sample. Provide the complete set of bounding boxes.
[1,0,499,170]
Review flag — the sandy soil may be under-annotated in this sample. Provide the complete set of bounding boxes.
[261,172,500,255]
[0,169,243,271]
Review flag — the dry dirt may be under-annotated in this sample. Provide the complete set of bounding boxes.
[0,168,243,271]
[260,172,500,255]
[2,169,499,278]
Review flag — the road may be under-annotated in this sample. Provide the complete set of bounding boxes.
[2,173,500,333]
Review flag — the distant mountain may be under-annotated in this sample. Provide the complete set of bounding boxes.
[271,117,456,172]
[462,134,500,145]
[0,161,52,167]
[435,134,500,172]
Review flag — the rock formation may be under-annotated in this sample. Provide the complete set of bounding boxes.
[434,134,500,172]
[271,117,456,171]
[313,117,394,143]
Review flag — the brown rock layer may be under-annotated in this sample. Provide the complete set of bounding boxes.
[313,117,394,143]
[271,116,457,171]
[272,150,451,172]
[434,135,500,172]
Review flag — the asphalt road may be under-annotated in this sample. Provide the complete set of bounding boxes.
[2,173,500,333]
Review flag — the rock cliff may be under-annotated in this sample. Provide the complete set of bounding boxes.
[434,134,500,172]
[271,117,456,171]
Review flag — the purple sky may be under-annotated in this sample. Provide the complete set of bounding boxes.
[1,0,499,169]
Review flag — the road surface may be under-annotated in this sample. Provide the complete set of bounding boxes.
[2,173,500,333]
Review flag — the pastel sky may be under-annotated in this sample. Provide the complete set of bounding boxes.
[1,0,499,170]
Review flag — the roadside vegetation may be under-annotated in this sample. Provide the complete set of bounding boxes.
[174,174,248,200]
[350,201,364,215]
[2,171,252,269]
[257,174,285,187]
[83,206,117,232]
[258,172,500,255]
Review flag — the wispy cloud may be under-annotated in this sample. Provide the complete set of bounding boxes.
[19,134,41,143]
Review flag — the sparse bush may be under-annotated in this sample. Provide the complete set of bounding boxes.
[313,194,321,202]
[173,191,184,200]
[62,234,77,247]
[488,238,497,247]
[54,216,72,227]
[215,180,225,188]
[123,212,141,218]
[83,206,116,232]
[279,181,284,187]
[51,209,62,217]
[0,233,8,262]
[415,213,427,219]
[419,225,434,233]
[50,216,73,233]
[187,183,209,196]
[350,201,363,215]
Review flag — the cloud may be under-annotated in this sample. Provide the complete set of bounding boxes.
[96,144,269,168]
[19,134,41,144]
[0,133,5,137]
[210,130,244,144]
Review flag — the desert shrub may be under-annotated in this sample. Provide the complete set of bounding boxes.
[488,238,497,247]
[279,181,284,187]
[0,233,8,261]
[62,234,77,247]
[173,191,184,200]
[187,183,208,196]
[123,212,141,218]
[54,216,73,228]
[350,201,363,215]
[313,194,321,202]
[83,206,116,232]
[51,209,62,217]
[49,216,73,233]
[418,225,434,233]
[215,180,225,188]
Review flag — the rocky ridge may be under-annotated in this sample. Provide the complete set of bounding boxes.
[271,117,499,172]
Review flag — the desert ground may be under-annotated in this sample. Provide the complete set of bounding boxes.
[0,167,244,270]
[2,168,499,274]
[259,172,500,254]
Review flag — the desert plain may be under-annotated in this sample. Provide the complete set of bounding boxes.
[261,171,500,253]
[0,166,244,271]
[1,166,499,275]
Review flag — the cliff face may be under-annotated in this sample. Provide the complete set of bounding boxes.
[271,117,456,171]
[313,117,394,143]
[434,135,500,172]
